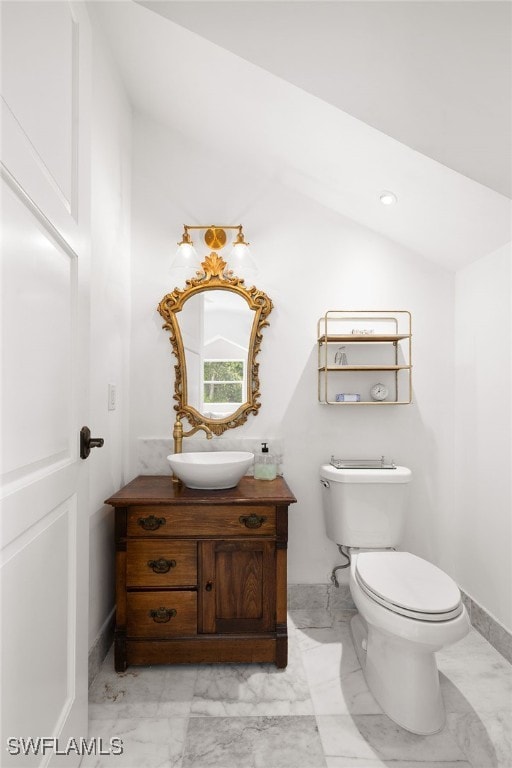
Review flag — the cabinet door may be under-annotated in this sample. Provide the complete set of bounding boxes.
[200,540,276,634]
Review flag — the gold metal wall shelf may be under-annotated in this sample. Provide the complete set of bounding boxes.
[317,311,412,405]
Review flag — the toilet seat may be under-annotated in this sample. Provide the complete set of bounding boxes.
[355,551,463,622]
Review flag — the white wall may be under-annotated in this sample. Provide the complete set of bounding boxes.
[88,16,132,651]
[130,112,456,587]
[454,244,512,632]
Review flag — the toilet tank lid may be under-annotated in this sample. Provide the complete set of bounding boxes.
[320,465,412,483]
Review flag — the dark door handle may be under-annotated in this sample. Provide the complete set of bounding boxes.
[80,426,105,459]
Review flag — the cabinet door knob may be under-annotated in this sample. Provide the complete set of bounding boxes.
[138,515,166,531]
[147,558,176,573]
[205,581,213,592]
[239,514,267,529]
[149,607,177,623]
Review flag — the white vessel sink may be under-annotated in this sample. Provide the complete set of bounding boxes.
[167,451,254,490]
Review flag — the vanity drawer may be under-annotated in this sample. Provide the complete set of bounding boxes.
[128,505,276,537]
[126,541,197,587]
[127,591,197,638]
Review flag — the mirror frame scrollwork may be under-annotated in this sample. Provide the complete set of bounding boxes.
[158,253,273,436]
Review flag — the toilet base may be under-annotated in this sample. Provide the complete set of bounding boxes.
[350,613,445,735]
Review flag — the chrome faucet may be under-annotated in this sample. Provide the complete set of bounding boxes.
[173,415,213,455]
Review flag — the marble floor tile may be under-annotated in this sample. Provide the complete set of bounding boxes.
[293,625,338,653]
[438,628,512,673]
[327,584,356,615]
[189,653,313,716]
[325,759,471,768]
[89,654,168,719]
[447,710,511,768]
[437,630,512,714]
[288,584,330,612]
[156,666,199,716]
[310,667,383,717]
[182,716,327,768]
[295,624,357,658]
[316,714,387,762]
[83,716,188,768]
[89,650,198,720]
[82,717,119,767]
[438,673,477,716]
[300,625,382,716]
[88,612,511,768]
[317,714,469,764]
[331,610,359,625]
[288,609,333,630]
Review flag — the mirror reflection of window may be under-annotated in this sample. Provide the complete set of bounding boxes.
[203,359,245,409]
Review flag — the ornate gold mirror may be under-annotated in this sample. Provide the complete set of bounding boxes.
[158,250,273,436]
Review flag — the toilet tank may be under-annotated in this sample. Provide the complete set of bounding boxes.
[320,465,412,548]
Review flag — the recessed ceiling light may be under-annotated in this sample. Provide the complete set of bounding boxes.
[379,191,398,206]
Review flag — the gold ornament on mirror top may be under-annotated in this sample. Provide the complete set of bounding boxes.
[200,252,228,278]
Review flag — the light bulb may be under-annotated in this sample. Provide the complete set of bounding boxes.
[229,242,258,278]
[177,242,197,261]
[231,242,250,262]
[171,241,199,269]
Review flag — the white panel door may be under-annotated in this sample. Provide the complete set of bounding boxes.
[1,3,92,766]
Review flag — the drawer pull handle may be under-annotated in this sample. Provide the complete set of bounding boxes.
[239,514,267,529]
[149,607,177,623]
[147,558,176,574]
[138,515,166,531]
[205,581,213,592]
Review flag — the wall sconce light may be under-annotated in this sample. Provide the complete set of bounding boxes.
[172,224,257,276]
[174,226,198,265]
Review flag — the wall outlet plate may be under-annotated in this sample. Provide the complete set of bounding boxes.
[108,383,117,411]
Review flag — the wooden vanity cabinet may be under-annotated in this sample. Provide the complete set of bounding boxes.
[106,475,296,672]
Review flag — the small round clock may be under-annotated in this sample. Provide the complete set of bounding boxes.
[370,383,388,401]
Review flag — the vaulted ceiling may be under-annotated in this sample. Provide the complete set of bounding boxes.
[138,0,512,199]
[93,1,511,269]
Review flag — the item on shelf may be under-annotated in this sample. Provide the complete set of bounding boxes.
[351,328,375,335]
[335,393,361,402]
[254,442,277,480]
[334,346,348,365]
[370,383,389,401]
[330,456,397,469]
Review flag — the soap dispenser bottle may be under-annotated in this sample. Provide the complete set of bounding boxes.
[254,442,277,481]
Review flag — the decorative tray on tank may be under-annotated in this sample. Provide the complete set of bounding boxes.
[329,456,397,470]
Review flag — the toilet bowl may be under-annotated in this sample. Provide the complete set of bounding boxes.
[349,550,469,734]
[320,463,470,734]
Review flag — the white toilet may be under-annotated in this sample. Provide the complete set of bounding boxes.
[320,463,470,735]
